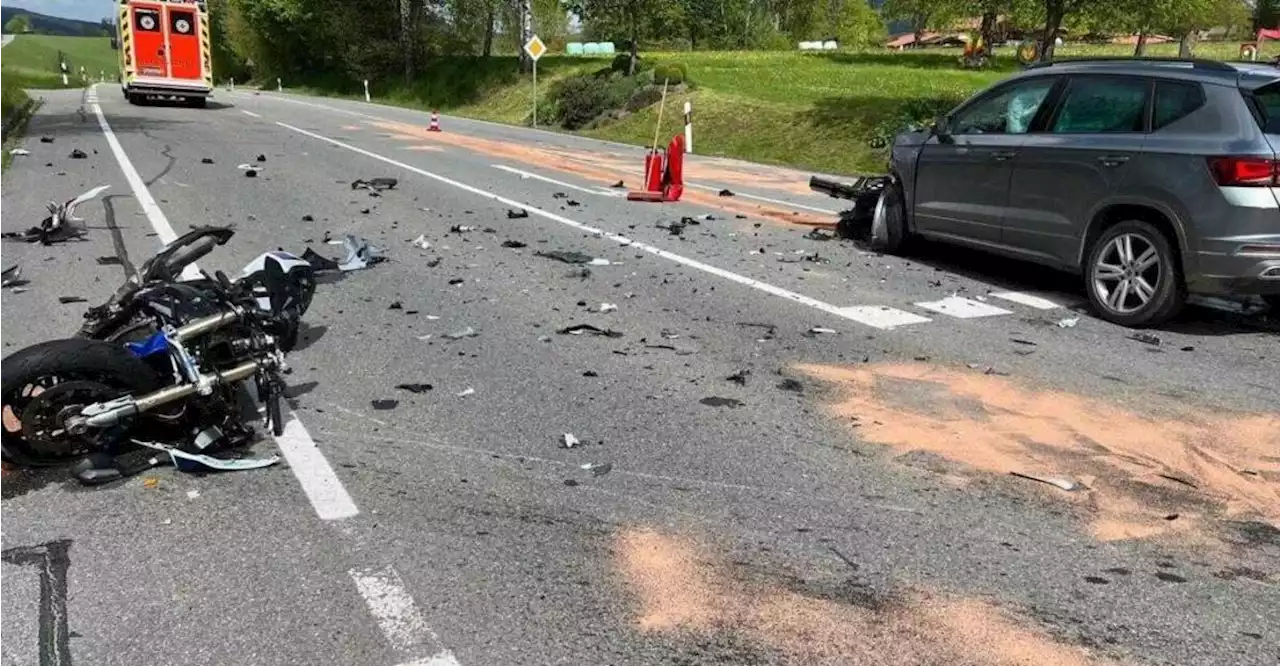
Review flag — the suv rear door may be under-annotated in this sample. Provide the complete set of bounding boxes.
[1003,75,1152,266]
[912,76,1059,245]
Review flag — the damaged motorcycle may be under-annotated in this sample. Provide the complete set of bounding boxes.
[0,226,316,483]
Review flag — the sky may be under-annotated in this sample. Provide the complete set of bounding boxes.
[5,0,115,23]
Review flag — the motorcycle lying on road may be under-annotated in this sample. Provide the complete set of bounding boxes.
[0,226,316,483]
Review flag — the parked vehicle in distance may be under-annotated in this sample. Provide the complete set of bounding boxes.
[871,57,1280,327]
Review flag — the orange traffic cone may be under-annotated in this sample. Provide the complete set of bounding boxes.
[428,110,442,132]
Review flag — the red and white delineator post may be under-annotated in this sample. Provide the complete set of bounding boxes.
[428,110,442,132]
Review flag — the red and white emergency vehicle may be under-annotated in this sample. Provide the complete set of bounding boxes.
[116,0,213,107]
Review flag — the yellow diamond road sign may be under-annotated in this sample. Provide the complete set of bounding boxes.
[524,35,546,61]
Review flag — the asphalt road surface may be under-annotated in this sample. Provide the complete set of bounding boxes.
[2,86,1278,666]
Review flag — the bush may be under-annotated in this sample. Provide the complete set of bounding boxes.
[550,74,639,130]
[610,53,651,75]
[625,85,664,112]
[651,62,689,85]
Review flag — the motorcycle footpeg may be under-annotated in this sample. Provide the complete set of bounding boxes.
[71,453,124,485]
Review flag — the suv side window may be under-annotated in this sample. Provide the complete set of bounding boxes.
[1153,80,1204,130]
[950,78,1057,135]
[1051,77,1150,134]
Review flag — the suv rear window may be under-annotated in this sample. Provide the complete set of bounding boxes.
[1153,81,1204,130]
[1251,82,1280,134]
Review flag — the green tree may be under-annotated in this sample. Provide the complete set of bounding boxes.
[5,14,32,34]
[881,0,959,46]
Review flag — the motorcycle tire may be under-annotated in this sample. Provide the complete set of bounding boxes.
[1,339,161,466]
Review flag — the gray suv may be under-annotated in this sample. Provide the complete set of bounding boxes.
[876,57,1280,327]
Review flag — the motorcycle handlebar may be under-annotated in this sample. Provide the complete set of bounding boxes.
[160,235,219,278]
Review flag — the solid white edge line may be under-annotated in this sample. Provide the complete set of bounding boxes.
[349,567,460,666]
[275,414,360,521]
[241,109,262,118]
[241,93,839,212]
[277,121,897,328]
[492,164,622,197]
[92,85,359,521]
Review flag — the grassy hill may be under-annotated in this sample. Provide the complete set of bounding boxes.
[2,7,110,37]
[1,35,118,89]
[295,41,1280,176]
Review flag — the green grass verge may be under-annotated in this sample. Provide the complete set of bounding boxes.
[1,35,117,89]
[288,42,1280,176]
[2,80,37,172]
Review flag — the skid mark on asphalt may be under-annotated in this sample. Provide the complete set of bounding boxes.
[616,528,1128,666]
[798,361,1280,547]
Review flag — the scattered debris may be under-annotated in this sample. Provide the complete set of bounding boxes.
[302,248,340,271]
[582,370,599,377]
[302,214,314,222]
[186,489,201,500]
[360,208,371,215]
[737,322,777,340]
[395,383,434,393]
[201,157,215,164]
[1056,317,1080,328]
[807,326,838,335]
[566,200,580,207]
[566,267,591,279]
[502,240,527,249]
[700,396,744,408]
[507,209,529,219]
[581,462,613,477]
[410,234,432,250]
[966,363,1010,376]
[351,177,397,191]
[719,189,734,197]
[805,228,835,241]
[450,225,476,233]
[1180,345,1195,352]
[1010,338,1038,347]
[553,192,568,199]
[1128,332,1161,346]
[255,154,267,162]
[562,433,580,449]
[564,479,580,487]
[644,343,696,355]
[1009,471,1079,491]
[536,250,595,264]
[455,387,476,397]
[611,180,625,188]
[69,149,87,159]
[335,235,386,271]
[444,326,478,340]
[2,265,22,285]
[388,301,404,310]
[448,278,465,285]
[40,136,54,143]
[597,303,618,313]
[776,378,803,393]
[2,184,109,245]
[371,399,399,410]
[58,296,88,304]
[9,148,30,156]
[558,324,623,338]
[726,370,750,385]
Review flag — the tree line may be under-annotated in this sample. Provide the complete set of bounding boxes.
[207,0,1277,85]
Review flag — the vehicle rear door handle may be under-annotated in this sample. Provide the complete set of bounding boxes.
[1097,155,1130,167]
[991,151,1016,161]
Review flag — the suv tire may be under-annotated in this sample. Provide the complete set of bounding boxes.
[869,178,909,254]
[1263,295,1280,312]
[1085,220,1186,328]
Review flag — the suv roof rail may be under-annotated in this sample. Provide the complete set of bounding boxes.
[1026,56,1237,72]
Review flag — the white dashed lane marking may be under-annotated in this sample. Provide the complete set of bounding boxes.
[915,296,1015,319]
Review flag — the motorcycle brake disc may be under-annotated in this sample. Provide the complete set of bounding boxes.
[20,380,121,460]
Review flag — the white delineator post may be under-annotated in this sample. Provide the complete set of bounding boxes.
[363,79,371,102]
[683,101,693,154]
[277,78,282,92]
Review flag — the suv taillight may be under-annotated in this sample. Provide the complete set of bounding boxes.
[1207,156,1279,187]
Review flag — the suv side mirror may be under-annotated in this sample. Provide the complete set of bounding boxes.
[933,115,955,143]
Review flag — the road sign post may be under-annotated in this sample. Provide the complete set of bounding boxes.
[523,35,546,128]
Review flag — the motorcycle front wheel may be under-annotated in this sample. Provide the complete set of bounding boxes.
[1,339,161,466]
